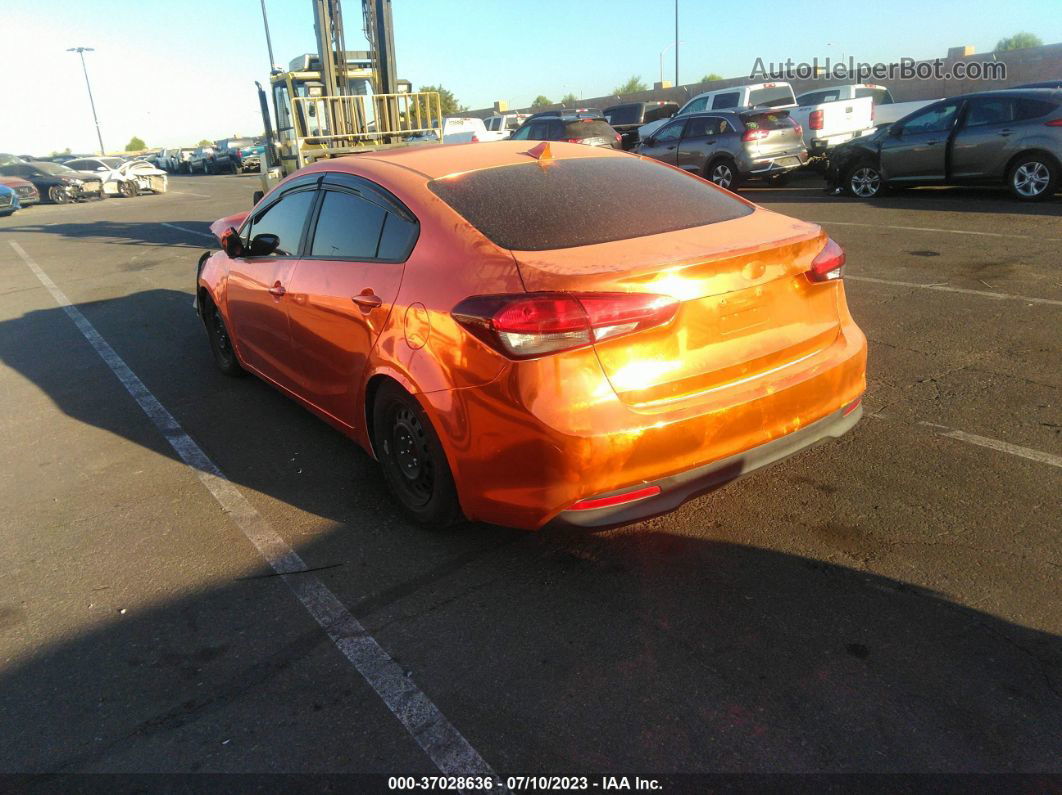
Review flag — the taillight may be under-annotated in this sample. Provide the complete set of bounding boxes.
[565,138,582,143]
[1046,118,1062,127]
[742,129,769,142]
[452,292,679,359]
[809,110,824,130]
[807,238,846,282]
[471,134,480,143]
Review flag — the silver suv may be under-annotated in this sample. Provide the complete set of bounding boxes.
[635,109,808,190]
[827,88,1062,201]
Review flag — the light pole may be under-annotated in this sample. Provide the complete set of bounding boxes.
[67,47,105,155]
[674,0,679,86]
[660,41,686,86]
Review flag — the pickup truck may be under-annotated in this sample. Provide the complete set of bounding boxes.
[793,84,939,153]
[482,113,529,141]
[638,82,797,141]
[409,117,489,144]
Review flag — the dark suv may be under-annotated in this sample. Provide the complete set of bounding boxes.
[826,89,1062,201]
[634,110,807,190]
[510,114,622,148]
[604,101,680,149]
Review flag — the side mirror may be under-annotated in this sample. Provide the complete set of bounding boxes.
[889,125,903,138]
[221,227,244,258]
[252,190,264,206]
[249,233,280,257]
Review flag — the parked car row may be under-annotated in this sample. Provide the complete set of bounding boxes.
[156,138,265,175]
[0,152,167,210]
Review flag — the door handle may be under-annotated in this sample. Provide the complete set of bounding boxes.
[352,291,383,310]
[268,282,286,297]
[998,129,1014,137]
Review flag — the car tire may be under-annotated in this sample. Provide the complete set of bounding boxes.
[118,180,138,198]
[47,186,72,204]
[844,160,884,198]
[203,298,245,377]
[1007,155,1058,202]
[705,158,741,191]
[372,381,462,529]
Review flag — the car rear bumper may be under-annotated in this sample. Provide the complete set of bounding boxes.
[547,400,862,529]
[427,313,867,531]
[745,149,809,175]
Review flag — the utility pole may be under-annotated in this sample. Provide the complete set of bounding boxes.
[259,0,277,71]
[67,47,105,155]
[674,0,679,86]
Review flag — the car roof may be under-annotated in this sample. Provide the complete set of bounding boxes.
[307,140,629,181]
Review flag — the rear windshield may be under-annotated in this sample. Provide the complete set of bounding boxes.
[748,86,796,108]
[428,157,752,251]
[742,111,794,130]
[563,120,615,139]
[605,104,641,125]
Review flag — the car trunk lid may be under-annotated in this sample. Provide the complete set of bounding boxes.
[510,208,840,408]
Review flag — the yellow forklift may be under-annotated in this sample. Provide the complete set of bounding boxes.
[255,0,441,190]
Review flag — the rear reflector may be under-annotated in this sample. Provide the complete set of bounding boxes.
[807,238,846,282]
[569,485,662,511]
[452,292,679,359]
[1046,119,1062,127]
[809,110,824,130]
[843,397,862,416]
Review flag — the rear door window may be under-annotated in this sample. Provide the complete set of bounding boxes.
[428,157,752,251]
[964,97,1015,127]
[309,190,386,259]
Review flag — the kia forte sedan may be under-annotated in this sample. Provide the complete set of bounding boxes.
[196,142,866,530]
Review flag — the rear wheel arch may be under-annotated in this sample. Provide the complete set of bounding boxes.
[1005,147,1061,178]
[1004,149,1059,201]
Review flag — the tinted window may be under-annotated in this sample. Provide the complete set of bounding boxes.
[428,158,752,251]
[686,116,727,137]
[965,98,1015,127]
[563,120,615,140]
[681,97,709,115]
[604,104,641,125]
[654,120,685,142]
[377,213,418,260]
[903,101,960,134]
[1014,97,1058,120]
[547,120,566,139]
[855,87,893,104]
[748,86,796,107]
[246,189,315,256]
[712,92,740,109]
[797,90,839,106]
[742,112,795,131]
[643,103,678,123]
[310,190,386,259]
[510,124,532,140]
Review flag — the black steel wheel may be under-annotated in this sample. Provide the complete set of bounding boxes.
[372,382,461,528]
[204,300,244,377]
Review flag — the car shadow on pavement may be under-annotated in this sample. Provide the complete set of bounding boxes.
[0,287,1060,773]
[0,221,212,248]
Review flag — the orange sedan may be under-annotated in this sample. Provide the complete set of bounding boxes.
[196,141,866,530]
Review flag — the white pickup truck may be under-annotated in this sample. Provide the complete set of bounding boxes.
[409,117,490,145]
[792,84,940,153]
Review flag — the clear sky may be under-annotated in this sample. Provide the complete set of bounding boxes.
[3,0,1059,155]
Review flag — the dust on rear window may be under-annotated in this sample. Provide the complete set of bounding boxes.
[427,157,752,251]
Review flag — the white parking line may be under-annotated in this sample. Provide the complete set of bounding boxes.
[919,422,1062,468]
[847,275,1062,307]
[810,219,1062,242]
[159,222,215,240]
[7,239,499,779]
[167,191,212,198]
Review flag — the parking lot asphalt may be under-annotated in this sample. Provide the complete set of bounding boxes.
[0,172,1059,776]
